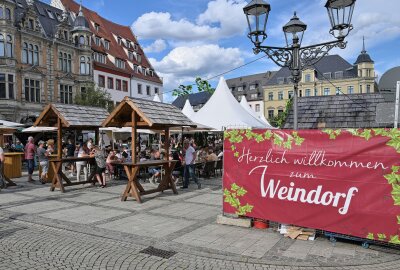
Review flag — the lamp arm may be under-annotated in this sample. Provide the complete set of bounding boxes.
[299,40,347,69]
[255,46,293,68]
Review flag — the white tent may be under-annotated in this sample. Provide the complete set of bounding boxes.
[240,96,275,129]
[22,126,57,133]
[181,99,195,118]
[191,77,269,131]
[153,94,161,102]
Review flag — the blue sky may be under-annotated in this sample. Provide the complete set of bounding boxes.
[48,0,400,102]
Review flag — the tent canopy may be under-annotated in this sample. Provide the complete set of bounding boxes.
[0,119,24,127]
[191,77,269,131]
[240,96,275,129]
[182,99,195,118]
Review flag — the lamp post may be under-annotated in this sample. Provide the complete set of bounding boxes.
[244,0,356,130]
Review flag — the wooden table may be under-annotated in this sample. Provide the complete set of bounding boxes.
[3,152,24,187]
[118,160,177,203]
[49,157,96,192]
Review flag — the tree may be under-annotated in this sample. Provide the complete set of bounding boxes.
[172,77,215,97]
[74,83,113,111]
[268,99,293,128]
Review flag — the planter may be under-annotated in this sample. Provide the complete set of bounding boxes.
[253,219,269,229]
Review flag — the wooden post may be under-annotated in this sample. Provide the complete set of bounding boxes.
[57,117,62,159]
[0,134,3,147]
[95,127,99,146]
[164,128,170,161]
[131,110,137,164]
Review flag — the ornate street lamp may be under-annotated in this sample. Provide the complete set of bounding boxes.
[244,0,356,129]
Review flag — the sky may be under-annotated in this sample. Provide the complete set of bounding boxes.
[46,0,400,102]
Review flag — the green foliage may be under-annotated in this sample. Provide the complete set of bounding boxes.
[172,77,215,97]
[74,83,113,111]
[377,233,387,240]
[390,235,400,244]
[224,183,254,216]
[366,233,374,240]
[268,99,293,128]
[322,129,342,140]
[397,215,400,225]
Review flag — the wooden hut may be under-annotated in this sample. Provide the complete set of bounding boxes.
[102,97,196,202]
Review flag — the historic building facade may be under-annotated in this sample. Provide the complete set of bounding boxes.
[264,43,376,120]
[52,0,163,105]
[0,0,92,123]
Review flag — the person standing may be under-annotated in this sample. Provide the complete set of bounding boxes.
[182,139,200,189]
[24,136,36,182]
[0,146,5,189]
[90,146,106,187]
[76,143,89,182]
[37,141,49,184]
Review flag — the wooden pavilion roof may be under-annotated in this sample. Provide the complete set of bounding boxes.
[102,97,197,129]
[34,103,109,128]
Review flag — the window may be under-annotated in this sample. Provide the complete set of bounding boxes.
[255,104,260,112]
[335,71,343,79]
[278,109,284,116]
[22,42,38,65]
[250,93,258,99]
[93,52,106,64]
[323,88,330,95]
[154,87,159,94]
[80,56,90,75]
[122,81,128,92]
[237,86,243,92]
[116,79,121,90]
[94,23,100,32]
[0,74,5,99]
[0,74,13,99]
[137,83,142,94]
[137,54,141,63]
[314,88,318,96]
[60,84,72,104]
[28,19,34,30]
[288,90,294,99]
[95,36,100,46]
[80,87,86,100]
[0,34,3,57]
[305,89,311,97]
[366,84,371,93]
[0,7,2,18]
[298,89,302,97]
[24,79,41,103]
[128,51,134,61]
[268,92,273,101]
[146,85,150,95]
[117,36,122,45]
[305,74,311,82]
[98,75,105,87]
[5,8,11,20]
[104,40,109,50]
[268,110,274,119]
[79,35,85,45]
[59,52,71,72]
[277,77,285,84]
[46,10,55,19]
[336,87,341,95]
[5,35,12,57]
[115,59,125,69]
[278,91,283,100]
[359,84,363,93]
[107,77,113,89]
[347,86,354,94]
[249,84,256,90]
[323,72,332,79]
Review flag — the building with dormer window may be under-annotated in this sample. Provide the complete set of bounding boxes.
[52,0,163,105]
[0,0,93,124]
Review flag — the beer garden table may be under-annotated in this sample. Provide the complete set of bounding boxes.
[33,103,109,192]
[102,96,197,203]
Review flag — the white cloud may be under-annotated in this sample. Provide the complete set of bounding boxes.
[149,44,244,92]
[132,0,248,42]
[143,39,167,53]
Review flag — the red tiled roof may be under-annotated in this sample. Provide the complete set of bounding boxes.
[60,0,162,85]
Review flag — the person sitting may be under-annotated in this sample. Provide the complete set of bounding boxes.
[148,149,161,183]
[206,149,218,162]
[106,150,117,179]
[121,146,130,161]
[12,140,24,152]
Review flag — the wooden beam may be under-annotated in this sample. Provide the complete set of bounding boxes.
[124,122,150,127]
[57,117,62,159]
[131,110,137,164]
[164,128,170,161]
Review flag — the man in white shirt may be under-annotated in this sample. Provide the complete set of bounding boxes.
[182,139,200,189]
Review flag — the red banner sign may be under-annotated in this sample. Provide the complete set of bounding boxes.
[223,129,400,244]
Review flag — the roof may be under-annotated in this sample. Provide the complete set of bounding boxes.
[379,66,400,92]
[283,94,389,129]
[34,104,109,128]
[73,6,90,30]
[59,0,162,84]
[226,71,276,100]
[354,38,374,64]
[103,97,197,128]
[172,92,213,109]
[266,55,356,86]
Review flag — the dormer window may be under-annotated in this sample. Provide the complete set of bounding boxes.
[249,84,256,90]
[94,23,100,32]
[28,19,34,30]
[126,40,131,48]
[277,77,285,84]
[104,40,109,50]
[128,51,134,61]
[95,36,100,46]
[115,58,125,69]
[117,36,122,45]
[63,30,68,41]
[46,10,55,19]
[137,54,141,63]
[5,8,11,20]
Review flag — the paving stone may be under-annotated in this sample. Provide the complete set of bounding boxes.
[61,191,119,204]
[95,197,168,211]
[0,194,30,206]
[149,202,219,220]
[40,205,129,224]
[185,193,222,206]
[4,200,77,214]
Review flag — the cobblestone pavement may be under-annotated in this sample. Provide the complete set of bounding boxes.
[1,175,400,270]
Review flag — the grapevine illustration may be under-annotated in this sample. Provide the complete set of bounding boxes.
[223,183,254,216]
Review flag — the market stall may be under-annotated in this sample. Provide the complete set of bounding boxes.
[0,125,18,187]
[33,104,109,192]
[102,96,196,203]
